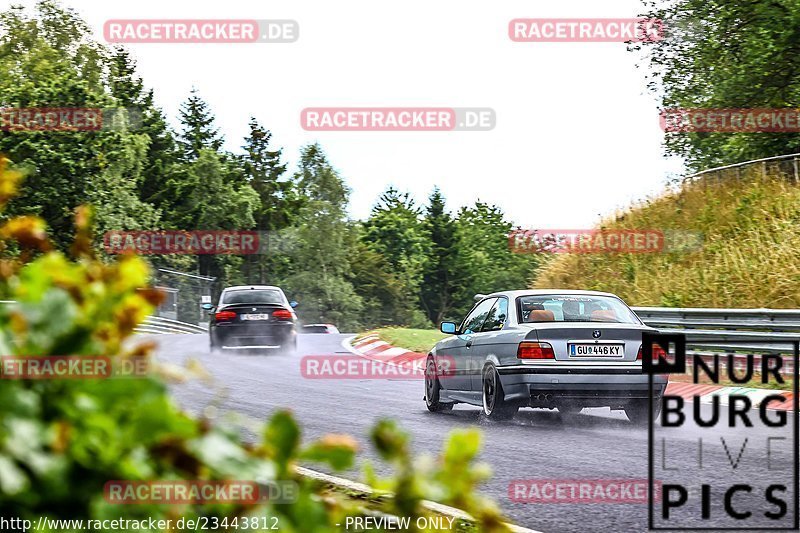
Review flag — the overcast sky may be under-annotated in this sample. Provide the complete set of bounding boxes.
[6,0,684,228]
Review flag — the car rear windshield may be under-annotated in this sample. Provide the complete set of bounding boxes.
[303,325,329,333]
[221,289,284,305]
[517,295,641,324]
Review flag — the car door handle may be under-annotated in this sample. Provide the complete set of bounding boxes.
[466,339,473,348]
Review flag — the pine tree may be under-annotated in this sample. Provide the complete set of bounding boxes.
[362,187,432,326]
[177,88,223,161]
[296,143,348,208]
[240,118,303,281]
[242,117,300,230]
[421,187,459,323]
[364,188,428,272]
[281,144,364,329]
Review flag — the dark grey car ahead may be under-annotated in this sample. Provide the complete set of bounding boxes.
[208,285,297,352]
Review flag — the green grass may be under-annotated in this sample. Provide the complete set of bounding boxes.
[361,327,448,353]
[533,170,800,308]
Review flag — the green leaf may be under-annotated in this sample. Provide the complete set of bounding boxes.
[264,410,300,465]
[0,456,28,495]
[370,419,408,461]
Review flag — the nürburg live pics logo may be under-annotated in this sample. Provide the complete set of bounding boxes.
[643,332,799,530]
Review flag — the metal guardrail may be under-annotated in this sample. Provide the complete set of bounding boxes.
[633,307,799,375]
[632,306,799,352]
[0,299,206,335]
[137,316,207,334]
[683,152,800,184]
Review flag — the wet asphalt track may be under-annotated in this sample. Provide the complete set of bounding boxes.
[145,333,797,533]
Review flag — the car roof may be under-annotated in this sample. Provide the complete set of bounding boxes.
[222,285,283,292]
[303,323,335,327]
[483,289,622,299]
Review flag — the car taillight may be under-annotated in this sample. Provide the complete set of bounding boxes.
[637,343,667,360]
[517,341,555,359]
[215,311,237,321]
[272,309,293,320]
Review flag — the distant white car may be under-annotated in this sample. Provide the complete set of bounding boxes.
[301,324,340,334]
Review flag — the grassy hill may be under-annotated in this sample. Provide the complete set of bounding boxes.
[533,169,800,308]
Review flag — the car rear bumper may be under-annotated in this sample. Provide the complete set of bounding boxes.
[497,365,667,407]
[211,322,295,347]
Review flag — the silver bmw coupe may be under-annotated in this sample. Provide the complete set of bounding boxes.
[424,290,668,422]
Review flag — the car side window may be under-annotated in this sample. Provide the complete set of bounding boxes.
[481,298,508,332]
[461,298,497,334]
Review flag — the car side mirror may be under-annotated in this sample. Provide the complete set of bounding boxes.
[289,300,298,308]
[440,321,458,335]
[201,303,214,310]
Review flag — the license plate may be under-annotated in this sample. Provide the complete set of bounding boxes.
[241,313,269,321]
[569,343,623,357]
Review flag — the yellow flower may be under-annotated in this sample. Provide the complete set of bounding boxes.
[0,156,24,208]
[0,216,50,251]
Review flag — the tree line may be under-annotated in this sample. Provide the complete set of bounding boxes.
[633,0,800,171]
[0,1,540,330]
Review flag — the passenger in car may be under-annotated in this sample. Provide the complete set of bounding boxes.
[522,302,554,322]
[526,310,555,322]
[591,309,618,321]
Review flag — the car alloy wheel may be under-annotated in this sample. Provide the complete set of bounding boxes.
[482,365,518,420]
[424,356,452,412]
[482,368,497,413]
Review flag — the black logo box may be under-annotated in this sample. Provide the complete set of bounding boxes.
[644,334,799,531]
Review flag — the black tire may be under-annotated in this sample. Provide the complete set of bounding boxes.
[482,366,518,420]
[209,333,220,351]
[625,398,662,425]
[424,356,453,412]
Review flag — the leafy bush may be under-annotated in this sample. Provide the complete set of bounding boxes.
[0,156,511,532]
